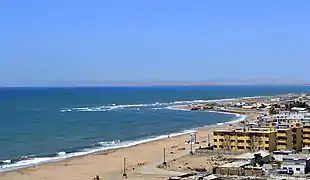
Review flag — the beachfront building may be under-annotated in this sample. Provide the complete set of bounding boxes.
[276,128,293,151]
[261,125,302,151]
[263,113,305,151]
[292,127,303,151]
[213,128,277,152]
[303,124,310,147]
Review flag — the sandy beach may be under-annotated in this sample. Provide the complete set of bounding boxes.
[0,109,259,180]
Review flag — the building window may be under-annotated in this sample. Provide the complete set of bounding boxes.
[214,139,218,142]
[214,145,217,148]
[265,147,269,151]
[265,141,269,144]
[296,168,300,171]
[237,146,244,149]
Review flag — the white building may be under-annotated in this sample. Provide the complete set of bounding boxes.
[302,147,310,154]
[242,105,254,109]
[291,107,307,112]
[271,98,280,102]
[305,113,310,121]
[281,154,310,175]
[273,151,293,162]
[272,113,305,121]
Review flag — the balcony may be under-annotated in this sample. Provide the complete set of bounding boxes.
[277,145,287,150]
[236,141,246,145]
[213,135,224,139]
[277,139,287,143]
[303,128,310,132]
[235,136,250,141]
[277,137,288,141]
[303,134,310,138]
[229,141,238,145]
[277,133,287,137]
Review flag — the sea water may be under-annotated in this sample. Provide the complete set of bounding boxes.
[0,85,309,171]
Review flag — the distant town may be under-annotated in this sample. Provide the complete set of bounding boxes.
[166,93,310,180]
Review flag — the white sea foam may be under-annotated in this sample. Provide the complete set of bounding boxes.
[60,96,262,113]
[2,160,11,164]
[1,96,258,172]
[165,106,191,111]
[57,152,66,156]
[0,130,196,172]
[59,97,243,113]
[0,111,247,172]
[152,107,163,110]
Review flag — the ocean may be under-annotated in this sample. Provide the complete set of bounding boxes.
[0,85,309,171]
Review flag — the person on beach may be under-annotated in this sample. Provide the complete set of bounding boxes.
[93,175,100,180]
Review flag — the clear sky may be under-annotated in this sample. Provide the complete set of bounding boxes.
[0,0,309,86]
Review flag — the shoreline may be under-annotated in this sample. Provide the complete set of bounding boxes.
[0,118,245,180]
[0,97,259,180]
[0,97,252,173]
[0,113,244,172]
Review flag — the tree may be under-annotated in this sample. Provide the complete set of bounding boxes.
[285,104,289,110]
[254,153,265,167]
[269,105,276,115]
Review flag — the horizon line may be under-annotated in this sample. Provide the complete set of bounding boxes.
[1,81,309,88]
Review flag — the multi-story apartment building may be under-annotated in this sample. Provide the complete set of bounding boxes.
[303,124,310,147]
[292,127,303,151]
[263,124,303,151]
[276,128,293,151]
[213,128,277,152]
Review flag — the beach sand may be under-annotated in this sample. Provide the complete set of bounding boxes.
[0,109,259,180]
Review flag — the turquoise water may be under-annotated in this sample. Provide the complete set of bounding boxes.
[0,85,309,171]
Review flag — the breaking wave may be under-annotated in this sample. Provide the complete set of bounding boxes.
[0,96,258,172]
[60,96,261,113]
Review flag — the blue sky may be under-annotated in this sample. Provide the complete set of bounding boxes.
[0,0,309,85]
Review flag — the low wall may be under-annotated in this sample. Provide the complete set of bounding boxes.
[195,148,242,156]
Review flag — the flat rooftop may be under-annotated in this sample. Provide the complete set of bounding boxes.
[283,154,310,161]
[214,129,276,134]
